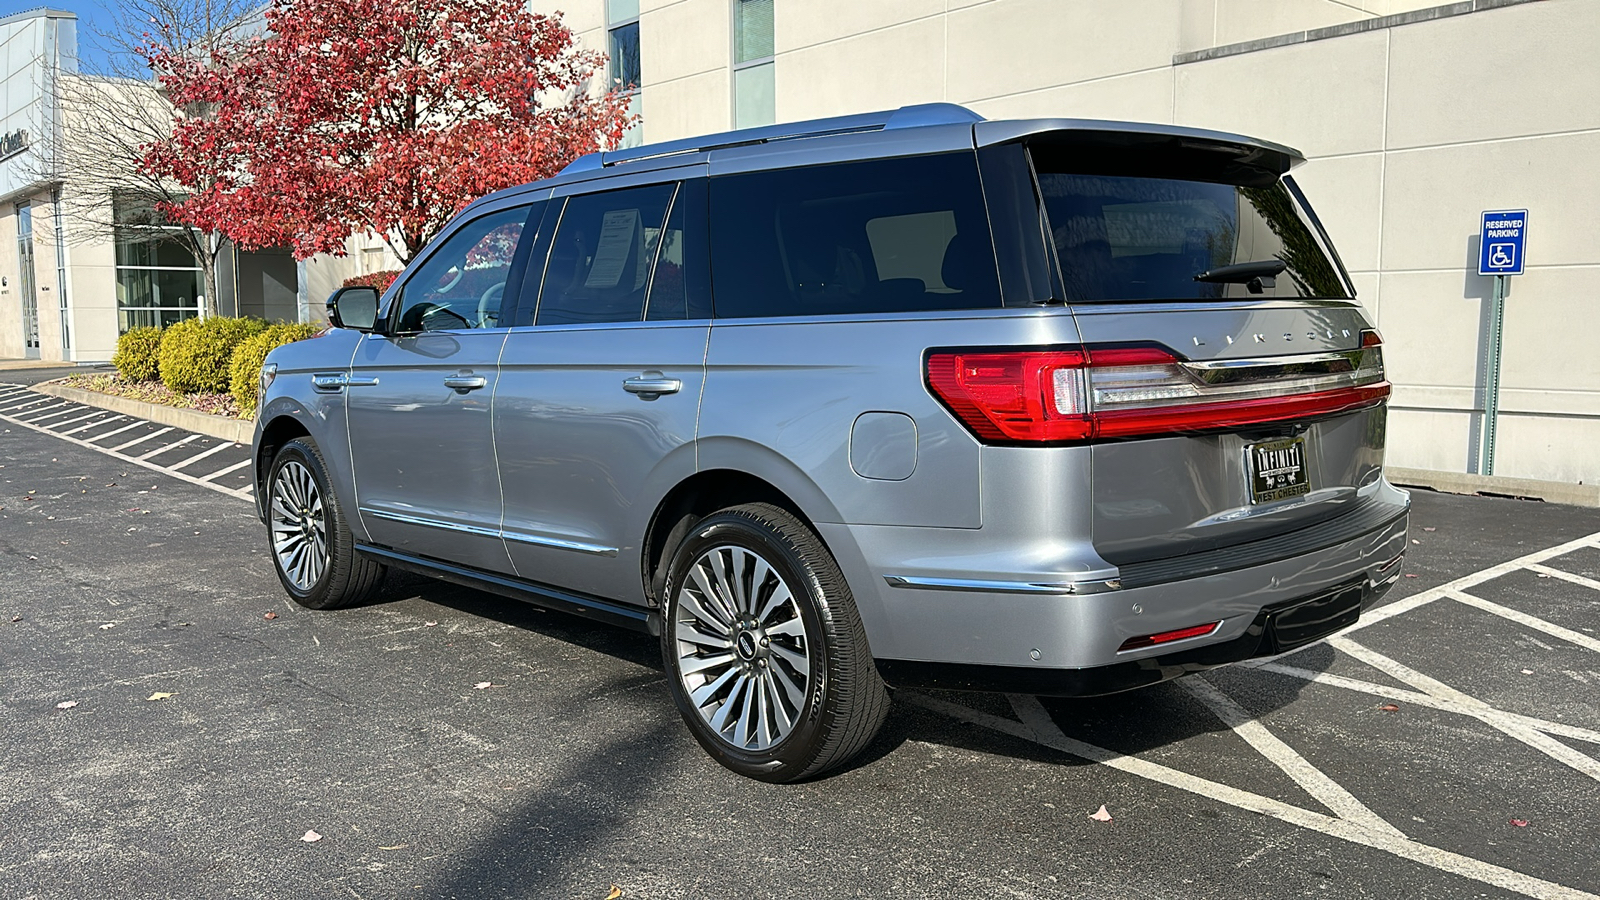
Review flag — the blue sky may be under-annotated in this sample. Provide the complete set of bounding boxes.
[0,1,119,74]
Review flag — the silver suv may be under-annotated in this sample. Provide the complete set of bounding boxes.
[253,104,1409,782]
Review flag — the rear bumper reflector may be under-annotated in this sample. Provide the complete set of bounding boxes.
[1117,621,1222,653]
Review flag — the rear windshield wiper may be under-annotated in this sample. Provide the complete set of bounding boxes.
[1193,259,1287,284]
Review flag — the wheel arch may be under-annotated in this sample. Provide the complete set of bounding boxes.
[639,442,846,609]
[254,412,312,520]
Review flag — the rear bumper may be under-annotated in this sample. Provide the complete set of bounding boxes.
[875,569,1396,697]
[822,478,1409,677]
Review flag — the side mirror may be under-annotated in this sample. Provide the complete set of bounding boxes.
[326,285,381,332]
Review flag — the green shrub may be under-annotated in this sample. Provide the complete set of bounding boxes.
[111,326,164,382]
[343,270,401,292]
[229,322,323,417]
[158,316,270,394]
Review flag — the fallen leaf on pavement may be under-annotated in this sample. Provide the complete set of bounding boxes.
[264,612,278,620]
[1510,819,1529,827]
[56,700,78,710]
[146,692,176,702]
[605,885,623,900]
[1088,805,1113,822]
[1379,704,1399,712]
[474,681,493,690]
[302,830,322,843]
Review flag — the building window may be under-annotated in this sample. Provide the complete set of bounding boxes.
[113,192,202,332]
[733,0,774,129]
[608,0,643,149]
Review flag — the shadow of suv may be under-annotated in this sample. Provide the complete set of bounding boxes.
[253,103,1409,782]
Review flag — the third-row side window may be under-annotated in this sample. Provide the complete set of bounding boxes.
[708,153,1002,318]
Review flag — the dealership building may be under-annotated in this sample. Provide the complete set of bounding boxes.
[535,0,1597,490]
[0,8,376,368]
[1,0,1595,492]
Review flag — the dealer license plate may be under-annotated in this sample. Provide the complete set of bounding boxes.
[1249,436,1310,504]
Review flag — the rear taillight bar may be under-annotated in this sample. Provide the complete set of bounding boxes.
[927,332,1389,444]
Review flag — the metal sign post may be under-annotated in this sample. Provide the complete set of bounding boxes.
[1477,209,1528,476]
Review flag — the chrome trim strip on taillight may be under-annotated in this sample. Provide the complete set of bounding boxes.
[1180,349,1367,384]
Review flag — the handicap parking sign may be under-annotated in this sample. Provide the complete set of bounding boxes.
[1479,209,1527,276]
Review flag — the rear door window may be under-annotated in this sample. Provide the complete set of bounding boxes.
[1036,171,1350,302]
[536,183,677,326]
[709,153,1001,318]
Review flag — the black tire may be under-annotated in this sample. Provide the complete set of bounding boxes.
[660,502,890,782]
[265,437,385,610]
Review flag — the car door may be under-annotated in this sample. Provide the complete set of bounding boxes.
[496,169,711,604]
[346,198,546,574]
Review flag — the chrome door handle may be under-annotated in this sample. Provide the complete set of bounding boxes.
[622,374,682,399]
[443,373,488,392]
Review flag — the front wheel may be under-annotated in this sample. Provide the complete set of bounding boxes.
[266,437,385,610]
[661,503,889,782]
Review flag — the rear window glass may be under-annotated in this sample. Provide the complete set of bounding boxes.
[1037,173,1349,302]
[709,153,1001,318]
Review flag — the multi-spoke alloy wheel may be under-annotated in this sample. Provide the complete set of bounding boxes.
[270,460,328,592]
[674,544,811,752]
[264,437,385,610]
[661,503,890,782]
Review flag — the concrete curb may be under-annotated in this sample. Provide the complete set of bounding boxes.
[32,381,255,445]
[1389,466,1599,508]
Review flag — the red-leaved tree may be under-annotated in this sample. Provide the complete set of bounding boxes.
[144,0,633,264]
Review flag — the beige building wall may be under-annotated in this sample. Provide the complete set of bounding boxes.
[532,0,1594,487]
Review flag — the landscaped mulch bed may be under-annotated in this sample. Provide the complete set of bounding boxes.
[58,374,245,419]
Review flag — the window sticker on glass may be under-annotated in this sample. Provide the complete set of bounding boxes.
[585,209,640,288]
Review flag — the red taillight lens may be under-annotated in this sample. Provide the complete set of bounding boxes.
[927,338,1390,444]
[1118,621,1223,653]
[925,350,1092,441]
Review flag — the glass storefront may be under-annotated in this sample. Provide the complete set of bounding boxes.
[113,192,202,332]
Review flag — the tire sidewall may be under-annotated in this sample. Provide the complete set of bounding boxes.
[267,438,341,608]
[661,510,836,781]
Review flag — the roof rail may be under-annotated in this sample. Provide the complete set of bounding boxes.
[559,102,984,176]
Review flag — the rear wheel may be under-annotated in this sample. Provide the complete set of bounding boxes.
[661,503,889,782]
[266,437,385,610]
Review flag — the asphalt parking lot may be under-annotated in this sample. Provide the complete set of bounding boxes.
[2,380,1598,900]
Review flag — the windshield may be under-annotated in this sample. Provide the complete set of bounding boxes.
[1035,171,1350,302]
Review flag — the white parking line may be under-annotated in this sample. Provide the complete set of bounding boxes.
[202,458,252,482]
[1180,676,1405,837]
[109,426,173,452]
[1528,563,1600,593]
[83,419,147,444]
[169,439,241,471]
[1329,636,1600,785]
[1447,589,1600,654]
[23,403,86,423]
[0,396,53,412]
[906,691,1600,900]
[136,433,202,461]
[11,401,69,419]
[61,414,126,436]
[0,405,249,499]
[43,409,112,431]
[1256,662,1600,745]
